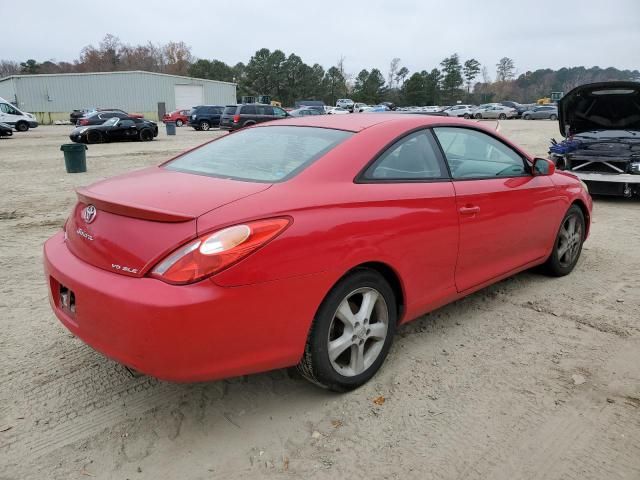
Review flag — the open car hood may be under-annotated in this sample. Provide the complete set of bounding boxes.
[558,81,640,137]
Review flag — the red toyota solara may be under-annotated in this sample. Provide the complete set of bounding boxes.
[44,114,592,391]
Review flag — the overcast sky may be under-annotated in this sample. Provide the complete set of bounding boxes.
[6,0,640,78]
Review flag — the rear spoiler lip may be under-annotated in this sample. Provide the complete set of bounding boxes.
[76,187,196,223]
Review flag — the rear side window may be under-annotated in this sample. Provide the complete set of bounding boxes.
[433,127,527,179]
[256,105,274,115]
[165,126,353,182]
[363,130,447,180]
[240,105,257,115]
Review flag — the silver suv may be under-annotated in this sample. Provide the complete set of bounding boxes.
[336,98,355,111]
[445,104,475,118]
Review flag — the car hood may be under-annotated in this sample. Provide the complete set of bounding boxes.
[558,81,640,137]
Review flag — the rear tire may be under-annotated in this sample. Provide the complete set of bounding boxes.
[523,114,531,120]
[176,119,184,127]
[297,269,397,392]
[242,121,256,128]
[498,113,507,120]
[463,113,471,119]
[15,121,29,132]
[474,113,482,119]
[542,205,585,277]
[549,114,557,121]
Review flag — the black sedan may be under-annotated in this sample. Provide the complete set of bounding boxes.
[69,117,158,144]
[0,122,13,137]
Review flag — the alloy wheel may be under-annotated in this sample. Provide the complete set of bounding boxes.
[557,214,583,268]
[327,287,389,377]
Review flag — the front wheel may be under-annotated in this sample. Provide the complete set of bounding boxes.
[15,121,29,132]
[86,130,103,144]
[139,129,154,141]
[474,113,482,119]
[498,113,507,120]
[549,114,557,121]
[523,114,531,120]
[297,269,397,392]
[463,113,471,119]
[542,205,585,277]
[199,120,211,131]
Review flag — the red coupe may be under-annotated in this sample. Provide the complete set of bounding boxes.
[162,109,190,127]
[44,114,592,391]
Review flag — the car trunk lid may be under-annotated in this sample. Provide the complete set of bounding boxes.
[65,167,271,277]
[558,81,640,137]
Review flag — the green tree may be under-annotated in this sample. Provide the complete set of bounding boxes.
[440,54,463,104]
[463,58,481,94]
[324,66,345,105]
[424,69,442,105]
[20,59,40,74]
[402,72,426,105]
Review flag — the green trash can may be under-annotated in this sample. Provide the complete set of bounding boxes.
[60,143,87,173]
[165,121,176,135]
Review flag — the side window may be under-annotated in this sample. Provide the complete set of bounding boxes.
[363,130,447,180]
[1,103,19,115]
[433,127,528,179]
[119,119,135,127]
[256,105,273,115]
[273,107,287,117]
[241,105,256,115]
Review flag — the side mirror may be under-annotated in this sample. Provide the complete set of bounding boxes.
[533,157,555,176]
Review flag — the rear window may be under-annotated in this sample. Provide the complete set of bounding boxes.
[165,126,353,182]
[223,106,238,115]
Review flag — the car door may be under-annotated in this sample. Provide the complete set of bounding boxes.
[0,102,20,125]
[533,107,545,119]
[359,129,459,312]
[482,107,496,119]
[432,126,562,292]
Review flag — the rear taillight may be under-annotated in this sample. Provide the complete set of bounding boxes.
[233,114,240,123]
[150,218,291,284]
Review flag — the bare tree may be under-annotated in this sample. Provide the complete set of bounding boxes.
[0,60,20,77]
[387,57,401,89]
[496,57,515,82]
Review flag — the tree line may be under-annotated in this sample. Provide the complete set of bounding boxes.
[1,34,638,106]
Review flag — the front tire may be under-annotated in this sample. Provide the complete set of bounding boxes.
[523,114,531,120]
[542,205,585,277]
[176,119,184,127]
[474,113,482,119]
[463,113,471,119]
[15,121,29,132]
[297,269,397,392]
[86,130,103,144]
[199,120,211,131]
[549,114,557,121]
[498,113,507,120]
[139,129,154,141]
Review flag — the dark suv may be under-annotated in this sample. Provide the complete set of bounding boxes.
[188,105,225,131]
[219,104,288,131]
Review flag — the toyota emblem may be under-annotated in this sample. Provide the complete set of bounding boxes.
[82,204,97,224]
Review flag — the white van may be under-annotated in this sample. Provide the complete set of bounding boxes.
[0,97,38,131]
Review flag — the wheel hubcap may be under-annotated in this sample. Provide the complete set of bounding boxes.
[327,287,388,377]
[557,214,582,267]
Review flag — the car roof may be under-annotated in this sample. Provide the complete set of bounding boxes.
[256,112,482,133]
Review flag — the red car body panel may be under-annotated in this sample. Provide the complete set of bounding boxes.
[43,114,592,382]
[162,110,190,124]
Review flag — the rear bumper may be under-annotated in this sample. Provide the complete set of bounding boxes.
[44,232,333,382]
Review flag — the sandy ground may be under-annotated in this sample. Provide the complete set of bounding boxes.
[0,121,639,480]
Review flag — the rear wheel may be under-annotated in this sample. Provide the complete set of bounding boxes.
[463,113,471,119]
[176,119,184,127]
[474,113,482,119]
[523,114,531,120]
[15,121,29,132]
[297,269,397,392]
[498,113,507,120]
[542,205,585,277]
[139,129,154,141]
[199,120,211,131]
[86,130,103,144]
[549,114,557,121]
[242,121,256,128]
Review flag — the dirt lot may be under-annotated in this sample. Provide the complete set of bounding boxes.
[1,121,639,480]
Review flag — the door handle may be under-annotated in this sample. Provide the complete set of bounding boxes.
[459,205,480,215]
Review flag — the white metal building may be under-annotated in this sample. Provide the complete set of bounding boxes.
[0,71,237,124]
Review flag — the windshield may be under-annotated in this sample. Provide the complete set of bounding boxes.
[165,126,353,182]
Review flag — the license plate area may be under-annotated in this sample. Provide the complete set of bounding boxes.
[59,284,76,315]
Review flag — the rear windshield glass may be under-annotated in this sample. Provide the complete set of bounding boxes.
[165,126,353,182]
[223,106,238,115]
